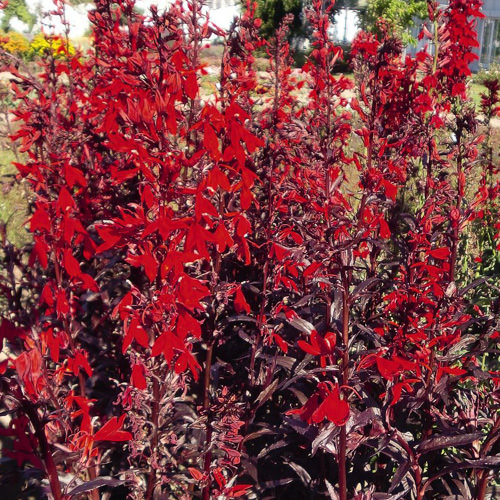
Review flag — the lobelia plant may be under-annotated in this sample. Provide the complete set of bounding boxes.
[0,0,498,499]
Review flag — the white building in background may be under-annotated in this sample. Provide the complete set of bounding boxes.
[140,0,239,28]
[407,0,500,72]
[8,0,92,37]
[204,0,239,32]
[475,0,500,70]
[4,0,361,43]
[331,8,360,44]
[6,0,240,37]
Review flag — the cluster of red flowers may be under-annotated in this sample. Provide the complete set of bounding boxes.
[0,0,498,498]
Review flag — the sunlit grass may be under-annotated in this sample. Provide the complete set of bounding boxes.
[0,149,31,247]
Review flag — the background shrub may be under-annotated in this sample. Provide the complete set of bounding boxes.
[29,33,76,60]
[0,30,29,58]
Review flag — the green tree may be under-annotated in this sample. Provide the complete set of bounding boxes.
[0,0,36,32]
[361,0,427,42]
[255,0,305,40]
[254,0,366,42]
[332,0,366,11]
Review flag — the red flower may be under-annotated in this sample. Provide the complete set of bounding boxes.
[93,415,132,442]
[298,330,336,368]
[289,383,349,426]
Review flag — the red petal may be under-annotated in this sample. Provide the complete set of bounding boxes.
[131,319,149,348]
[93,415,132,442]
[203,123,219,160]
[131,364,147,390]
[177,275,210,312]
[184,73,198,99]
[298,340,320,355]
[30,205,51,232]
[273,333,288,353]
[176,311,202,340]
[428,247,450,260]
[321,387,349,425]
[188,467,204,481]
[57,187,76,212]
[376,356,400,381]
[213,223,234,253]
[234,286,251,314]
[63,250,82,278]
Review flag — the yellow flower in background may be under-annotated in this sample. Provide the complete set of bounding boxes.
[29,33,75,59]
[0,30,30,57]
